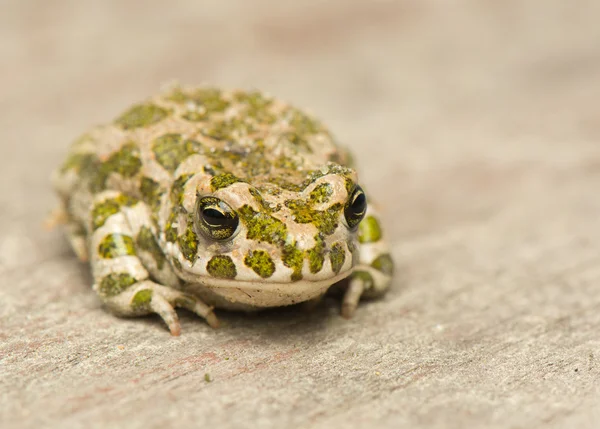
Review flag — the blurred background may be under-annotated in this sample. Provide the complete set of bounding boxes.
[2,1,600,428]
[2,0,600,237]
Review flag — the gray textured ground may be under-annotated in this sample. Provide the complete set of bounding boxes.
[2,1,600,428]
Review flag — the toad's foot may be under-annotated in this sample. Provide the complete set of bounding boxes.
[104,281,219,335]
[341,206,394,319]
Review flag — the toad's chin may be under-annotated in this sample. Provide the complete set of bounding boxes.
[181,269,353,310]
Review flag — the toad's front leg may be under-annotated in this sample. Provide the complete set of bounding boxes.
[342,205,394,318]
[87,191,219,335]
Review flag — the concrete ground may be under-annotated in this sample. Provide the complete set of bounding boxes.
[2,1,600,428]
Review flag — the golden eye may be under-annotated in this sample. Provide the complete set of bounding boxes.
[344,186,367,230]
[196,197,239,241]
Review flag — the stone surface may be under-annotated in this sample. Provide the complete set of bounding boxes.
[1,1,600,428]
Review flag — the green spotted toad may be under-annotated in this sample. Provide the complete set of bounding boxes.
[52,85,394,335]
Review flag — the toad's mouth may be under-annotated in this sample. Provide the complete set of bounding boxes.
[179,267,353,292]
[181,268,354,309]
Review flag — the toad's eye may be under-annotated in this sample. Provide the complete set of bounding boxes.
[344,185,367,230]
[195,197,239,241]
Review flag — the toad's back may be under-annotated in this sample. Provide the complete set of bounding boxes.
[55,86,352,201]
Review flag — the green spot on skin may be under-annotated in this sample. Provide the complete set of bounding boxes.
[286,200,342,236]
[317,204,342,235]
[283,244,304,281]
[236,142,275,177]
[206,255,237,279]
[238,205,288,246]
[309,183,333,204]
[87,143,142,192]
[274,156,299,170]
[131,289,153,312]
[285,200,313,223]
[171,257,183,272]
[344,178,355,195]
[166,87,193,103]
[169,87,230,114]
[209,147,244,163]
[347,239,360,265]
[210,172,241,191]
[238,205,303,280]
[152,134,202,172]
[98,234,136,259]
[244,250,276,278]
[60,152,95,174]
[115,103,169,129]
[140,177,163,212]
[371,253,394,276]
[177,221,199,263]
[249,188,281,212]
[136,226,166,270]
[288,107,323,135]
[284,131,312,153]
[174,294,196,309]
[98,273,137,297]
[234,90,275,123]
[358,215,382,244]
[234,90,270,106]
[91,195,137,230]
[170,174,193,209]
[106,143,142,178]
[165,210,179,243]
[307,235,325,274]
[62,152,101,185]
[279,107,329,153]
[117,194,137,206]
[329,242,346,275]
[352,270,374,290]
[204,373,212,383]
[202,118,255,141]
[182,110,209,122]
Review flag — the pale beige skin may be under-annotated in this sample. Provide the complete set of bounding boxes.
[52,85,394,335]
